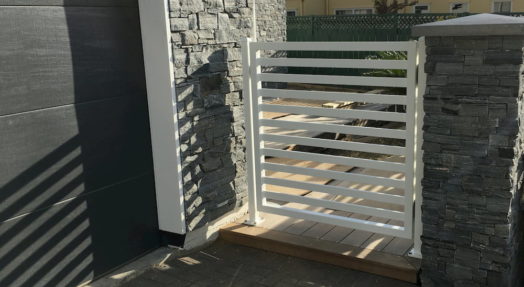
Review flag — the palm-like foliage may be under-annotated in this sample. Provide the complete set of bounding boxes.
[364,51,408,96]
[365,51,407,78]
[374,0,418,14]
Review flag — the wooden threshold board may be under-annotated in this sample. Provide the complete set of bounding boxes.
[219,223,420,284]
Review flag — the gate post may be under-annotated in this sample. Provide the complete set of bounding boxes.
[413,14,524,286]
[409,37,427,259]
[242,38,262,225]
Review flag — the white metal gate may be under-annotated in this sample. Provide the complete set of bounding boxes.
[242,39,425,255]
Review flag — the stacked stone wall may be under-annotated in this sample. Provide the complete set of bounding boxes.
[168,0,286,230]
[420,35,524,286]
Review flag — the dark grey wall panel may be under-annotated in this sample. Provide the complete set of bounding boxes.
[0,6,145,116]
[0,3,160,285]
[0,174,159,287]
[0,96,153,221]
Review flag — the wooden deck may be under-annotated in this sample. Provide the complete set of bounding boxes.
[220,157,419,283]
[245,209,412,257]
[229,94,419,282]
[261,156,411,255]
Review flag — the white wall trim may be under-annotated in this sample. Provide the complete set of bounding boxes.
[138,0,186,234]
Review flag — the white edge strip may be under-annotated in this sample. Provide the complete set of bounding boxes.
[257,58,408,69]
[260,119,407,139]
[262,177,405,205]
[259,88,407,105]
[252,41,413,52]
[259,104,407,122]
[262,162,405,189]
[259,205,410,239]
[261,134,406,156]
[258,73,407,88]
[262,191,405,221]
[261,148,405,172]
[138,0,186,234]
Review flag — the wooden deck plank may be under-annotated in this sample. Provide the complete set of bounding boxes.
[382,237,414,256]
[262,111,289,120]
[317,210,354,243]
[329,171,405,212]
[339,216,384,247]
[219,223,420,283]
[282,192,336,235]
[380,219,413,256]
[360,220,396,251]
[257,212,299,231]
[265,157,353,196]
[285,219,318,235]
[301,222,335,239]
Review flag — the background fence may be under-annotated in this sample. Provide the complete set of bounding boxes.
[287,13,524,42]
[285,13,524,76]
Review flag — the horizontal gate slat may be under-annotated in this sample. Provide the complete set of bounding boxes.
[261,134,406,156]
[259,89,407,105]
[261,148,405,172]
[263,177,405,205]
[251,41,413,52]
[259,104,407,122]
[262,162,405,188]
[263,191,405,221]
[258,73,408,88]
[256,58,408,69]
[260,119,406,139]
[259,204,410,239]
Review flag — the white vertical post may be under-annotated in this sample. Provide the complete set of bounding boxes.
[404,41,417,241]
[410,37,427,259]
[250,45,266,214]
[242,38,261,225]
[138,0,186,234]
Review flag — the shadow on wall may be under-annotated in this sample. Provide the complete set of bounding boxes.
[177,49,245,231]
[0,3,160,286]
[178,46,290,230]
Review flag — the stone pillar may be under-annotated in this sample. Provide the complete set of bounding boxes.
[413,14,524,286]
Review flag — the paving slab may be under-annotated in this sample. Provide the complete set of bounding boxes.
[120,240,417,287]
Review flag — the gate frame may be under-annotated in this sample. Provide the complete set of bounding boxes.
[410,37,426,259]
[242,38,426,258]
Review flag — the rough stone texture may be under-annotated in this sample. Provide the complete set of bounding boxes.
[420,35,524,286]
[168,0,286,231]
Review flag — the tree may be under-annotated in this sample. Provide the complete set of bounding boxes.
[374,0,418,14]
